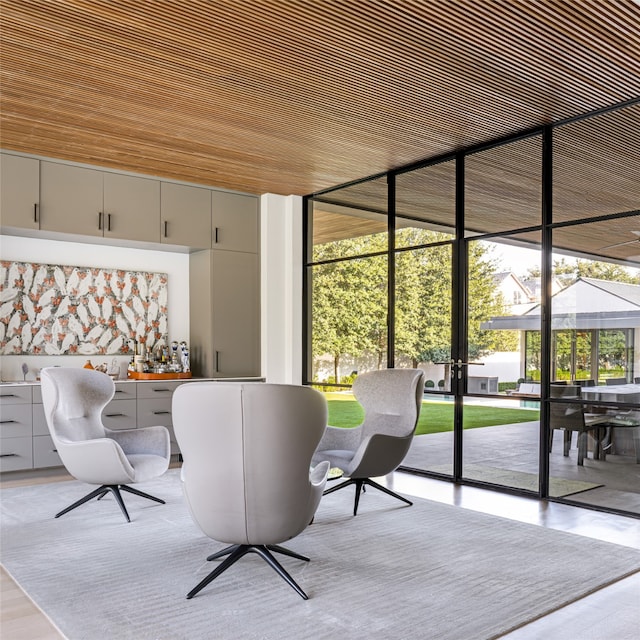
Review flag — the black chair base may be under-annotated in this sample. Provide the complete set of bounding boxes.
[55,484,165,522]
[323,477,413,516]
[187,543,310,600]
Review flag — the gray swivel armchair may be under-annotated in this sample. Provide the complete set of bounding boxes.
[172,382,330,600]
[312,368,425,516]
[40,367,170,522]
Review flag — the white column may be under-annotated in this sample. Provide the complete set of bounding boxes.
[260,194,303,384]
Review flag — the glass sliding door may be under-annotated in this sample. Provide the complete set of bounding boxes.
[394,160,456,474]
[461,135,543,492]
[548,103,640,516]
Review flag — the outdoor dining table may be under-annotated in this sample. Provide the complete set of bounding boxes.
[580,384,640,462]
[580,384,640,405]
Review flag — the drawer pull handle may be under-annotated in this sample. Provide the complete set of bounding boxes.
[153,410,171,415]
[0,394,18,398]
[52,449,58,453]
[0,420,16,424]
[105,413,124,417]
[0,453,18,458]
[153,388,170,393]
[114,390,125,394]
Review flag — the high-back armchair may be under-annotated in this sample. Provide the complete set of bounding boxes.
[40,367,170,522]
[312,368,425,515]
[172,382,330,600]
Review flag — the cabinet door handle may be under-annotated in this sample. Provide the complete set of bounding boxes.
[152,388,171,393]
[0,453,18,458]
[98,211,103,230]
[34,203,39,223]
[153,410,171,415]
[107,213,112,231]
[215,350,220,373]
[214,226,219,244]
[105,413,124,417]
[164,220,168,238]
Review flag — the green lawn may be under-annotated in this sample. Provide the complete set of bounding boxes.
[325,392,540,435]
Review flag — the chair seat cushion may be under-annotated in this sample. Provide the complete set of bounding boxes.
[128,453,170,483]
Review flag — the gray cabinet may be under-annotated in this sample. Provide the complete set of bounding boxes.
[103,173,160,243]
[211,191,259,252]
[161,182,211,249]
[40,161,104,236]
[137,380,183,454]
[0,153,40,230]
[40,161,160,242]
[190,249,260,378]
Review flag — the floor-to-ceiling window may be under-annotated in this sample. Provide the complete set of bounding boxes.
[304,100,639,518]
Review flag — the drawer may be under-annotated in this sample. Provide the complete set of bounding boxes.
[33,434,63,469]
[137,398,173,427]
[0,385,32,404]
[0,404,33,438]
[102,399,137,431]
[33,403,49,436]
[136,380,183,399]
[136,399,179,454]
[0,436,33,471]
[113,382,137,401]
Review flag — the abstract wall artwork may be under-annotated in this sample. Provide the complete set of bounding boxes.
[0,261,168,355]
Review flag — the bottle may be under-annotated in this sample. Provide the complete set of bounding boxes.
[83,360,94,370]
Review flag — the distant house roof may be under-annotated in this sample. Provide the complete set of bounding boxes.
[481,277,640,330]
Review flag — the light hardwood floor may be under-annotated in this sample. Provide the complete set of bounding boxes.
[1,469,639,640]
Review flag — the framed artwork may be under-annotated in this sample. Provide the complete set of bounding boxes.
[0,261,168,355]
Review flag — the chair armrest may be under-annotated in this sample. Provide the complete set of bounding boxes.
[316,424,362,452]
[54,437,135,484]
[106,425,170,459]
[310,460,330,488]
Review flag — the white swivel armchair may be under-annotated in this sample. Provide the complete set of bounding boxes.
[172,382,330,600]
[40,367,170,522]
[312,368,425,515]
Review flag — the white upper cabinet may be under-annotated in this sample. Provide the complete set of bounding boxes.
[103,172,160,243]
[160,182,211,249]
[211,191,259,253]
[0,153,40,230]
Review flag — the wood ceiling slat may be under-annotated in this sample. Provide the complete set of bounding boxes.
[1,0,639,202]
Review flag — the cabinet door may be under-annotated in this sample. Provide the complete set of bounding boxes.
[40,161,104,236]
[161,182,211,249]
[103,173,160,242]
[211,191,259,253]
[212,250,260,377]
[0,153,40,230]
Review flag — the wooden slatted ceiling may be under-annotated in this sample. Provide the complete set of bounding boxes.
[1,0,639,199]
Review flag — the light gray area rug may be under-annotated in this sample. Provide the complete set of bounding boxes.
[2,470,640,640]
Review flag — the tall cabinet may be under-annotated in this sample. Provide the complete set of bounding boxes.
[189,192,260,378]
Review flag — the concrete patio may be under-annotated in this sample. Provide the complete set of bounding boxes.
[402,421,640,515]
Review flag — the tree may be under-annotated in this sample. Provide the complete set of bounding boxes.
[311,228,516,379]
[527,258,640,285]
[312,234,387,381]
